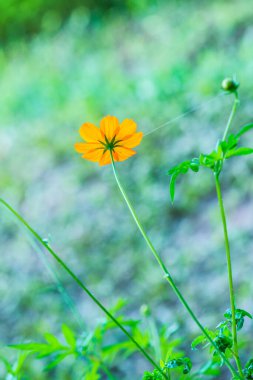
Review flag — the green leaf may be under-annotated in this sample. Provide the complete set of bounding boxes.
[14,352,30,374]
[168,159,200,202]
[44,333,61,347]
[225,147,253,158]
[108,298,128,314]
[10,339,69,360]
[213,335,232,353]
[169,173,178,203]
[0,356,14,374]
[62,324,76,348]
[199,153,216,169]
[44,352,70,371]
[36,347,63,359]
[9,342,47,351]
[142,369,164,380]
[166,357,192,374]
[191,335,206,350]
[243,358,253,379]
[198,359,221,376]
[235,123,253,138]
[224,308,252,331]
[221,134,238,153]
[103,317,139,331]
[103,340,133,356]
[227,134,238,147]
[85,361,100,380]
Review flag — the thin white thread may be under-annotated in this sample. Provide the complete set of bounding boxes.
[143,93,225,138]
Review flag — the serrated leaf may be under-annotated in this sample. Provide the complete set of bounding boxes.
[62,324,76,348]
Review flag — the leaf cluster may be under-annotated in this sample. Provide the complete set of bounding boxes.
[10,324,77,371]
[166,356,192,374]
[223,308,252,331]
[142,356,192,380]
[243,359,253,379]
[168,123,253,202]
[5,301,192,379]
[191,307,252,378]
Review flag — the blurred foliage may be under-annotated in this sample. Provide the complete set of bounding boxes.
[0,0,160,43]
[2,301,196,379]
[0,0,253,378]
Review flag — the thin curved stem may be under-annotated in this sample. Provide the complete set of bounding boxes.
[110,153,242,380]
[23,228,84,329]
[214,175,244,378]
[0,198,167,380]
[223,91,239,141]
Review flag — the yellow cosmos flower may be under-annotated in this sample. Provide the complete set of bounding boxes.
[74,115,143,166]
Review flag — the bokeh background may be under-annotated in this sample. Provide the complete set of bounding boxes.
[0,0,253,378]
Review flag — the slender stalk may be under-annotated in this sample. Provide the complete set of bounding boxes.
[0,198,167,380]
[223,91,239,141]
[146,314,161,362]
[24,227,84,329]
[214,175,244,377]
[110,153,242,380]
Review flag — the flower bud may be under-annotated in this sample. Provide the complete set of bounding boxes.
[140,304,151,317]
[221,77,239,92]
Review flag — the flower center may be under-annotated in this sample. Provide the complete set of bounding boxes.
[103,135,118,151]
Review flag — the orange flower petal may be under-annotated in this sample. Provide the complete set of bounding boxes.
[82,148,104,162]
[99,150,111,166]
[116,119,137,140]
[113,147,136,162]
[74,142,88,153]
[100,115,120,141]
[120,131,143,148]
[75,142,103,153]
[79,122,102,142]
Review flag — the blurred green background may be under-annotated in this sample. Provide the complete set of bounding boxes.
[0,0,253,378]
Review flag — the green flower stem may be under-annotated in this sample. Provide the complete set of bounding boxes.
[110,154,242,380]
[0,198,168,380]
[214,175,244,378]
[223,91,239,141]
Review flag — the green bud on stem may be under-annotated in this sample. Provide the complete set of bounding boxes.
[221,77,239,93]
